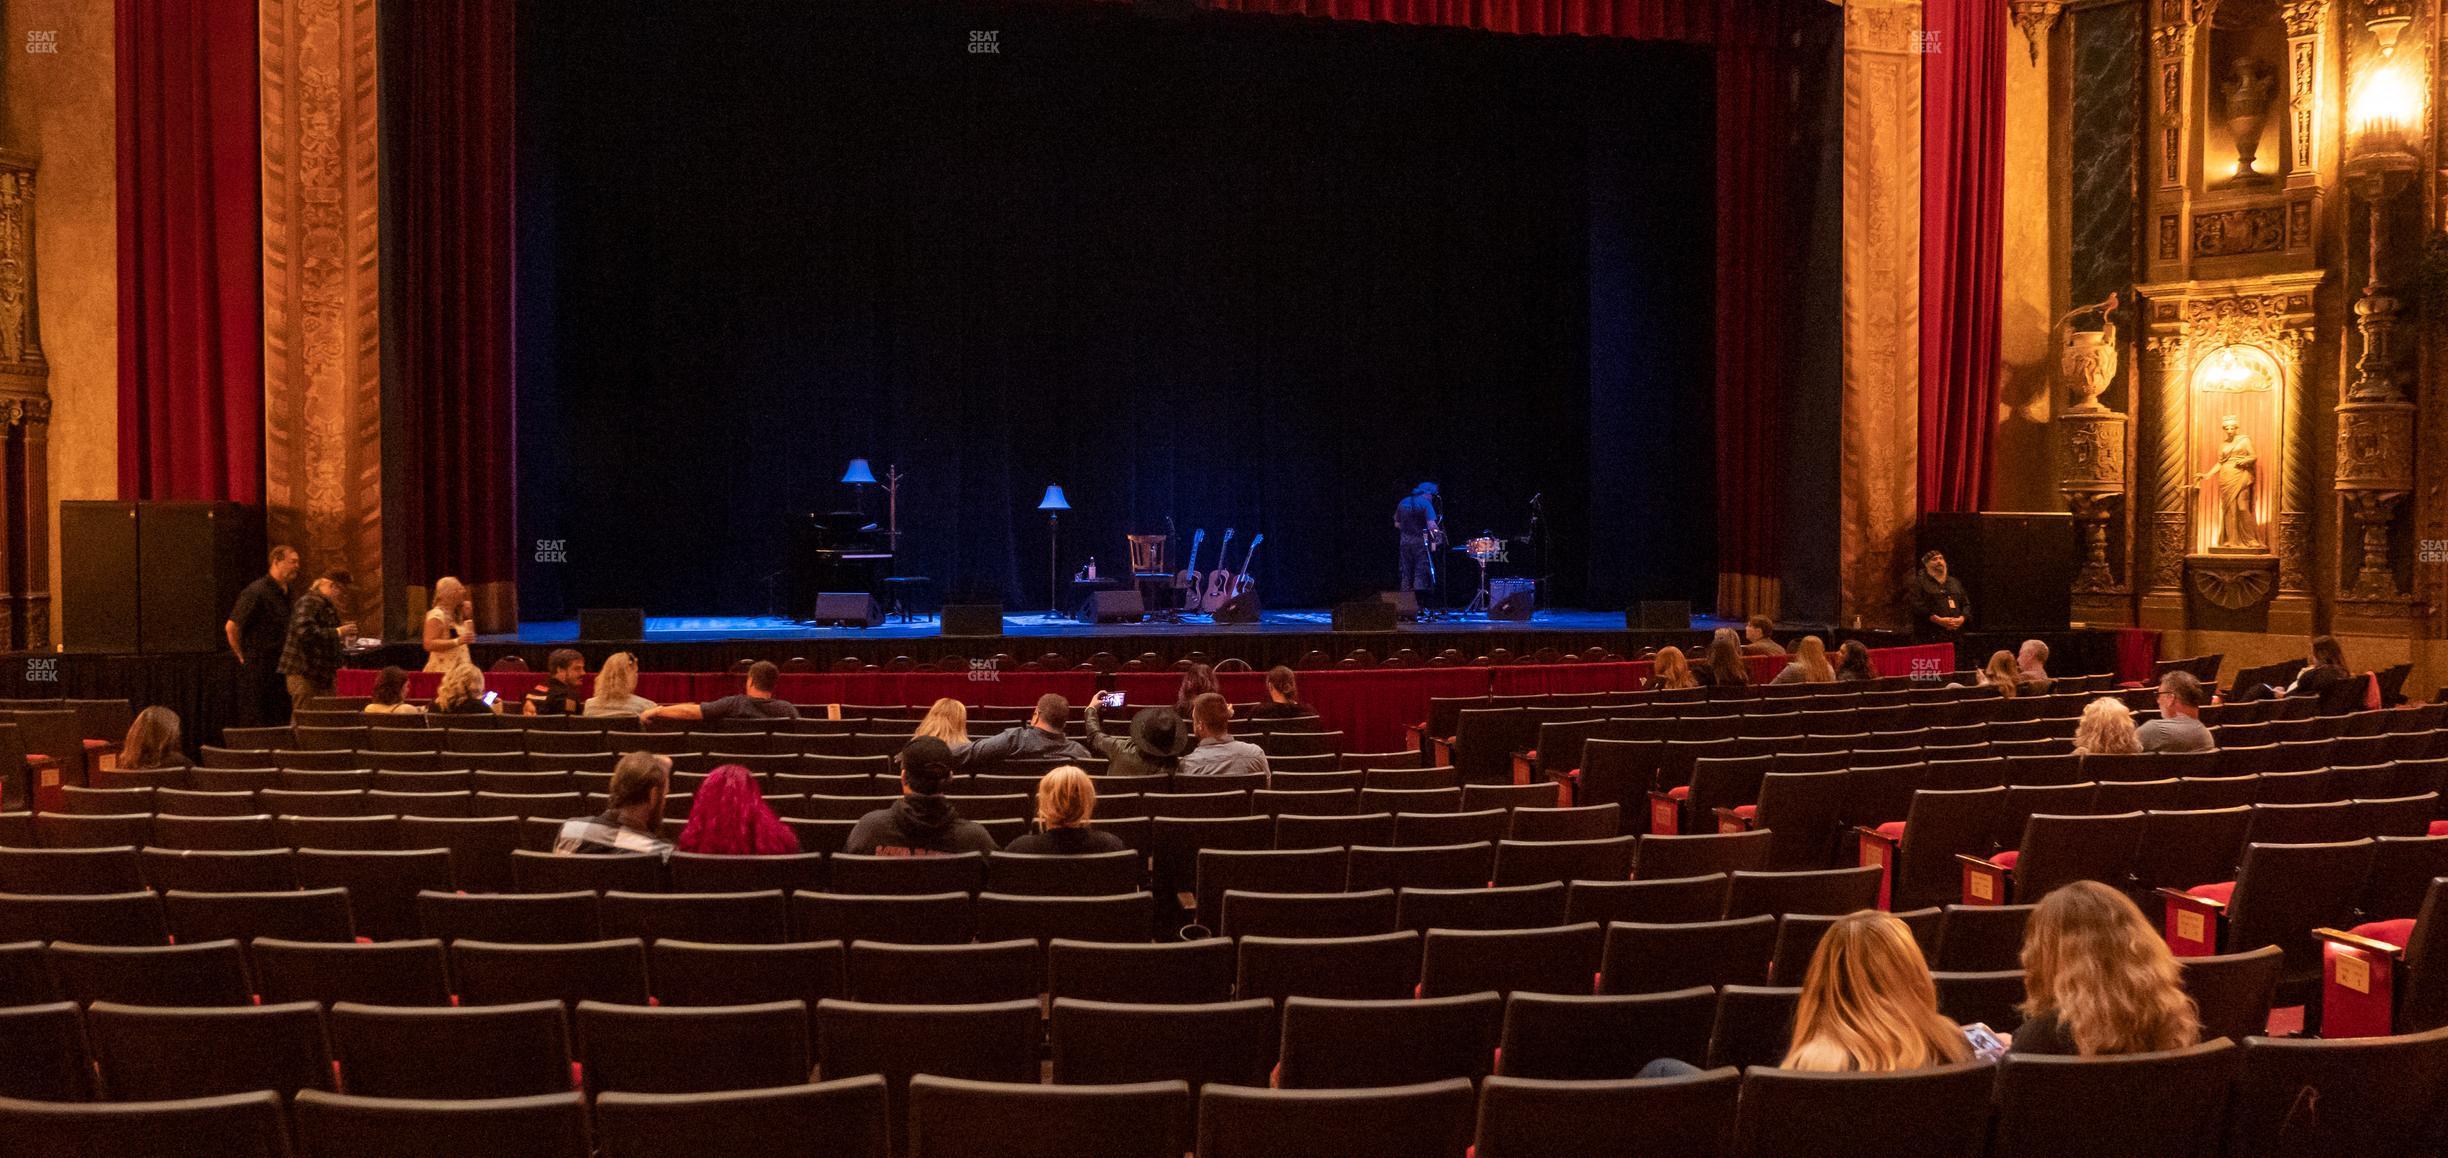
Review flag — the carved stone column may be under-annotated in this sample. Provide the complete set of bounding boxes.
[0,152,51,651]
[2280,1,2327,186]
[2058,324,2129,595]
[1839,0,1924,628]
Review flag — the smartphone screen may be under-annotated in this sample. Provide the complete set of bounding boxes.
[1096,690,1126,709]
[480,690,500,707]
[1961,1022,2006,1061]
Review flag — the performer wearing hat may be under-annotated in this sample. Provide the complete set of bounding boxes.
[1905,550,1970,648]
[1395,482,1443,595]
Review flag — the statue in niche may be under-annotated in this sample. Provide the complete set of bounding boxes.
[2221,57,2278,184]
[2199,414,2265,551]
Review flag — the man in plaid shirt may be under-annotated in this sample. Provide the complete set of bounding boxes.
[277,569,354,712]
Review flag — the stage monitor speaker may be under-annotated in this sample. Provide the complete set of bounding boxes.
[1630,600,1692,630]
[578,608,645,640]
[813,593,882,628]
[1333,600,1398,633]
[941,603,1004,637]
[60,501,140,652]
[1918,512,2075,632]
[1077,589,1145,624]
[1490,589,1536,622]
[1211,590,1261,625]
[1375,590,1421,622]
[137,502,264,654]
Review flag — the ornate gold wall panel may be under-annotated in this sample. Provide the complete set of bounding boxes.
[1840,0,1924,628]
[0,152,51,650]
[261,0,384,637]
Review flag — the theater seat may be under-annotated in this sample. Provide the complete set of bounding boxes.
[1873,821,1904,840]
[1989,850,2020,869]
[2186,881,2236,904]
[2351,918,2416,945]
[2429,820,2448,836]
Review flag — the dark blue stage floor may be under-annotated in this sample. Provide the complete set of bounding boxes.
[488,609,1737,645]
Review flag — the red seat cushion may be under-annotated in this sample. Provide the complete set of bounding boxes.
[1666,786,1690,800]
[1988,850,2020,869]
[1873,821,1906,840]
[2430,820,2448,837]
[23,754,53,767]
[1731,804,1756,818]
[82,739,113,752]
[2350,918,2416,947]
[2186,881,2237,904]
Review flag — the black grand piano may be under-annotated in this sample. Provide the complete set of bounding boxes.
[786,510,893,620]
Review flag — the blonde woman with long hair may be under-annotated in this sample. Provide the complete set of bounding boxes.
[1783,911,1973,1072]
[120,706,191,771]
[421,576,476,672]
[912,698,971,755]
[1647,647,1697,691]
[1004,765,1125,855]
[1772,636,1836,685]
[1976,649,2022,698]
[2013,881,2200,1056]
[2072,696,2141,756]
[584,651,658,717]
[433,662,495,714]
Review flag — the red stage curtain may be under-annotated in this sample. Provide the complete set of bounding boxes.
[1917,0,2006,514]
[394,0,520,616]
[115,0,263,502]
[1201,0,1725,39]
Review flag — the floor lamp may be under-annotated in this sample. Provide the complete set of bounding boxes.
[1037,484,1070,619]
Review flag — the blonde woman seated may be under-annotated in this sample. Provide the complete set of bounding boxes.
[582,652,659,718]
[912,697,972,756]
[1974,649,2022,698]
[432,663,496,715]
[1771,636,1837,685]
[1642,909,1972,1077]
[2011,881,2200,1056]
[2072,696,2141,756]
[1646,646,1698,691]
[120,707,194,772]
[1003,766,1125,855]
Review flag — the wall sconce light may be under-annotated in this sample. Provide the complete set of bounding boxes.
[2345,51,2422,405]
[2362,0,2414,56]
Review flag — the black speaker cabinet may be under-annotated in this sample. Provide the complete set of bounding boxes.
[1917,512,2075,632]
[1211,590,1260,625]
[60,501,140,652]
[1333,600,1398,633]
[1076,589,1145,625]
[813,593,882,627]
[1490,589,1536,622]
[63,500,263,654]
[1630,600,1692,630]
[1375,590,1421,622]
[577,608,645,640]
[942,603,1005,637]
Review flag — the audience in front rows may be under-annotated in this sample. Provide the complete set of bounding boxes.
[432,663,495,715]
[583,651,659,718]
[1250,666,1313,719]
[361,667,421,716]
[1084,698,1191,777]
[522,649,587,716]
[552,751,674,856]
[2017,639,2053,691]
[675,764,800,856]
[1004,765,1125,855]
[119,707,192,773]
[643,661,799,724]
[845,737,998,856]
[1179,692,1268,777]
[2013,881,2200,1056]
[1770,636,1834,685]
[1174,663,1221,719]
[1976,649,2023,699]
[962,694,1092,765]
[2139,671,2216,752]
[1835,638,1877,682]
[913,697,972,755]
[2072,696,2142,756]
[1646,646,1697,691]
[1701,628,1751,689]
[1741,616,1786,657]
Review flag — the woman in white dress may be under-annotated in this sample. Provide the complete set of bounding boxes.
[421,576,477,673]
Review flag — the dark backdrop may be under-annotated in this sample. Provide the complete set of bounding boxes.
[515,0,1715,617]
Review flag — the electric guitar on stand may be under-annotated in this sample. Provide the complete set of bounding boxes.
[1201,528,1237,613]
[1174,528,1207,612]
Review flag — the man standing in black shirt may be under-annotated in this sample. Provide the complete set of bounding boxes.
[1394,482,1441,596]
[225,546,300,726]
[1904,550,1969,650]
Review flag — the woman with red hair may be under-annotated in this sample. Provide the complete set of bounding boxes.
[676,764,800,855]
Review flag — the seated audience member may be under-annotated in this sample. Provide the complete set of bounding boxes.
[1699,628,1752,688]
[675,764,800,856]
[1643,909,1969,1078]
[1781,910,1972,1071]
[1004,765,1126,855]
[361,666,423,715]
[846,737,998,856]
[1741,615,1786,656]
[962,693,1092,766]
[2012,881,2199,1057]
[1084,700,1190,777]
[912,697,972,755]
[2072,697,2142,756]
[1179,692,1268,777]
[1772,636,1836,685]
[1834,639,1878,683]
[2282,635,2355,705]
[2017,639,2052,691]
[1646,646,1698,691]
[1975,650,2022,699]
[432,663,497,714]
[1174,663,1221,718]
[1249,666,1314,720]
[2138,672,2216,753]
[582,651,659,718]
[119,706,193,771]
[523,648,588,716]
[644,660,799,723]
[554,751,674,856]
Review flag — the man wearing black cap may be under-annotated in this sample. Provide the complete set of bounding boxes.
[1395,482,1441,594]
[846,737,999,856]
[1082,698,1193,777]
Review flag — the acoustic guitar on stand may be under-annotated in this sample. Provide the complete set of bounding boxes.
[1201,528,1237,613]
[1174,528,1208,612]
